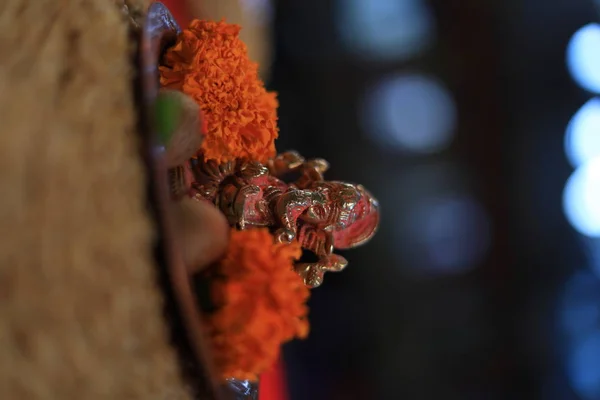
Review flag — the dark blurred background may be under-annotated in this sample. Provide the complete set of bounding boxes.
[240,0,600,398]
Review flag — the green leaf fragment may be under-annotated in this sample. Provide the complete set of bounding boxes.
[154,92,183,146]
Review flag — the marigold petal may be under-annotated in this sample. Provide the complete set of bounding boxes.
[204,228,309,381]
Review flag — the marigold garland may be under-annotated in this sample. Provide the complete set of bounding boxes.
[206,228,310,381]
[159,20,279,164]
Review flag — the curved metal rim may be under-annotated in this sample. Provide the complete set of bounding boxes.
[138,3,224,399]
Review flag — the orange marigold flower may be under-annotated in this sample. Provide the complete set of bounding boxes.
[206,228,310,381]
[160,20,279,164]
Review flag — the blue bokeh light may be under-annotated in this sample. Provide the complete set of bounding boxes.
[337,0,434,62]
[567,23,600,94]
[565,98,600,168]
[559,271,600,342]
[583,237,600,279]
[362,73,457,155]
[398,194,491,276]
[568,331,600,400]
[563,157,600,238]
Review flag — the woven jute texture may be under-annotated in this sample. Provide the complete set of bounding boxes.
[0,0,191,398]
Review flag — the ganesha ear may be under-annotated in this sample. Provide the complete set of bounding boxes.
[355,185,380,246]
[333,210,380,250]
[333,185,380,249]
[349,209,380,247]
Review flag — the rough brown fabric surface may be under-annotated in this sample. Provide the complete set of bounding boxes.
[0,1,191,398]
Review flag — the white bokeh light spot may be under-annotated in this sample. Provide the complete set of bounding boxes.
[567,23,600,94]
[363,73,457,155]
[563,157,600,238]
[337,0,434,62]
[565,98,600,167]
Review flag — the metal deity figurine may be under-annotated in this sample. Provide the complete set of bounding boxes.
[171,150,380,288]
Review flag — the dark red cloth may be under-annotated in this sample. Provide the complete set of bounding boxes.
[259,358,289,400]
